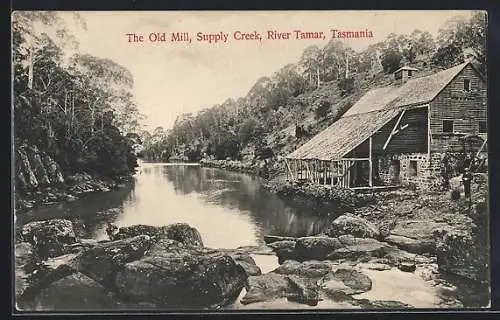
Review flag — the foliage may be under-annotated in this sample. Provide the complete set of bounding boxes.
[314,100,331,119]
[141,12,486,164]
[13,12,141,178]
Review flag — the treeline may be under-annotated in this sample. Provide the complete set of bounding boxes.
[140,12,486,162]
[13,12,143,178]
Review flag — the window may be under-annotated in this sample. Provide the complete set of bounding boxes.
[479,121,487,133]
[408,70,413,77]
[443,120,454,133]
[409,160,418,177]
[464,79,471,92]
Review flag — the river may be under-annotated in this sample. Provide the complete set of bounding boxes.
[17,162,488,310]
[18,162,335,249]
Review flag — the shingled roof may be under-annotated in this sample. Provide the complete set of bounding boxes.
[287,61,471,161]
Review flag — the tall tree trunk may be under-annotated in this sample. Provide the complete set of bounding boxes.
[316,68,320,88]
[28,43,34,90]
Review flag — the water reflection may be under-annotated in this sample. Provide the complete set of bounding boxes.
[19,163,335,249]
[162,165,335,239]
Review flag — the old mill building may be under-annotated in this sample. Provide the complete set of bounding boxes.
[285,61,487,189]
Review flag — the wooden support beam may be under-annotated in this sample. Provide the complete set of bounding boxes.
[330,161,334,186]
[347,161,351,188]
[323,161,327,185]
[340,157,370,161]
[427,105,431,160]
[383,109,406,150]
[369,136,373,187]
[393,123,409,135]
[284,158,294,180]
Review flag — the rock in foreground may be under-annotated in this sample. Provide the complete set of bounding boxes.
[325,213,381,239]
[21,219,77,259]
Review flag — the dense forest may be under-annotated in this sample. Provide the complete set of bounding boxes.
[13,12,143,179]
[140,12,486,164]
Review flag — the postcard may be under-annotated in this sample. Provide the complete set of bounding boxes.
[12,10,489,311]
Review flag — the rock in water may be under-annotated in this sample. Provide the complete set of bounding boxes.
[240,273,290,305]
[110,224,166,240]
[330,268,372,293]
[286,275,319,305]
[295,236,342,260]
[71,235,153,287]
[111,223,204,247]
[164,223,204,247]
[328,236,388,261]
[272,260,332,278]
[21,219,77,259]
[398,262,417,272]
[27,272,119,310]
[229,253,261,276]
[325,213,381,239]
[267,240,297,262]
[115,237,246,308]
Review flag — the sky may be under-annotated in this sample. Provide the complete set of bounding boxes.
[50,10,475,131]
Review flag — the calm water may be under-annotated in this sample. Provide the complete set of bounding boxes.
[17,162,489,310]
[18,162,335,249]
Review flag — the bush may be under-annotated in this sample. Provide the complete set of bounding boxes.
[315,100,331,119]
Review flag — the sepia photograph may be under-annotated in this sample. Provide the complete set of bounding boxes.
[12,10,489,311]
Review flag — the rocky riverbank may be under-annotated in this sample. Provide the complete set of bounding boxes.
[199,158,280,180]
[15,144,133,212]
[264,174,490,304]
[15,203,489,310]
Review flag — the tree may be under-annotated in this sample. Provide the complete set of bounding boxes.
[381,48,403,73]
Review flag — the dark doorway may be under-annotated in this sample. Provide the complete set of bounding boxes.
[390,159,401,184]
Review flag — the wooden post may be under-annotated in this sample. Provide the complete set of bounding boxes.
[369,136,373,187]
[330,161,334,186]
[323,161,327,185]
[427,105,431,160]
[285,160,289,180]
[347,161,351,188]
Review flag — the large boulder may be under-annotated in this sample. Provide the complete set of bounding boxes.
[109,224,167,240]
[433,227,488,282]
[240,273,290,305]
[286,275,320,305]
[26,272,120,310]
[319,268,372,301]
[272,260,332,278]
[330,268,372,293]
[327,236,388,261]
[114,237,247,308]
[21,219,77,259]
[325,213,381,239]
[267,240,297,262]
[164,223,204,247]
[385,234,435,254]
[110,223,204,247]
[228,252,261,276]
[70,235,153,287]
[295,236,342,260]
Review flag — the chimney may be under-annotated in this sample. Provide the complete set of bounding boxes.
[394,66,418,85]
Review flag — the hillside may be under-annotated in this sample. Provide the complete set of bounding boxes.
[139,12,486,165]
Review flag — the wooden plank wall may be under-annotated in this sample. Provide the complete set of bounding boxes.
[430,64,487,152]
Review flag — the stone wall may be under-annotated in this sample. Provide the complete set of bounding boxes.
[377,152,441,189]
